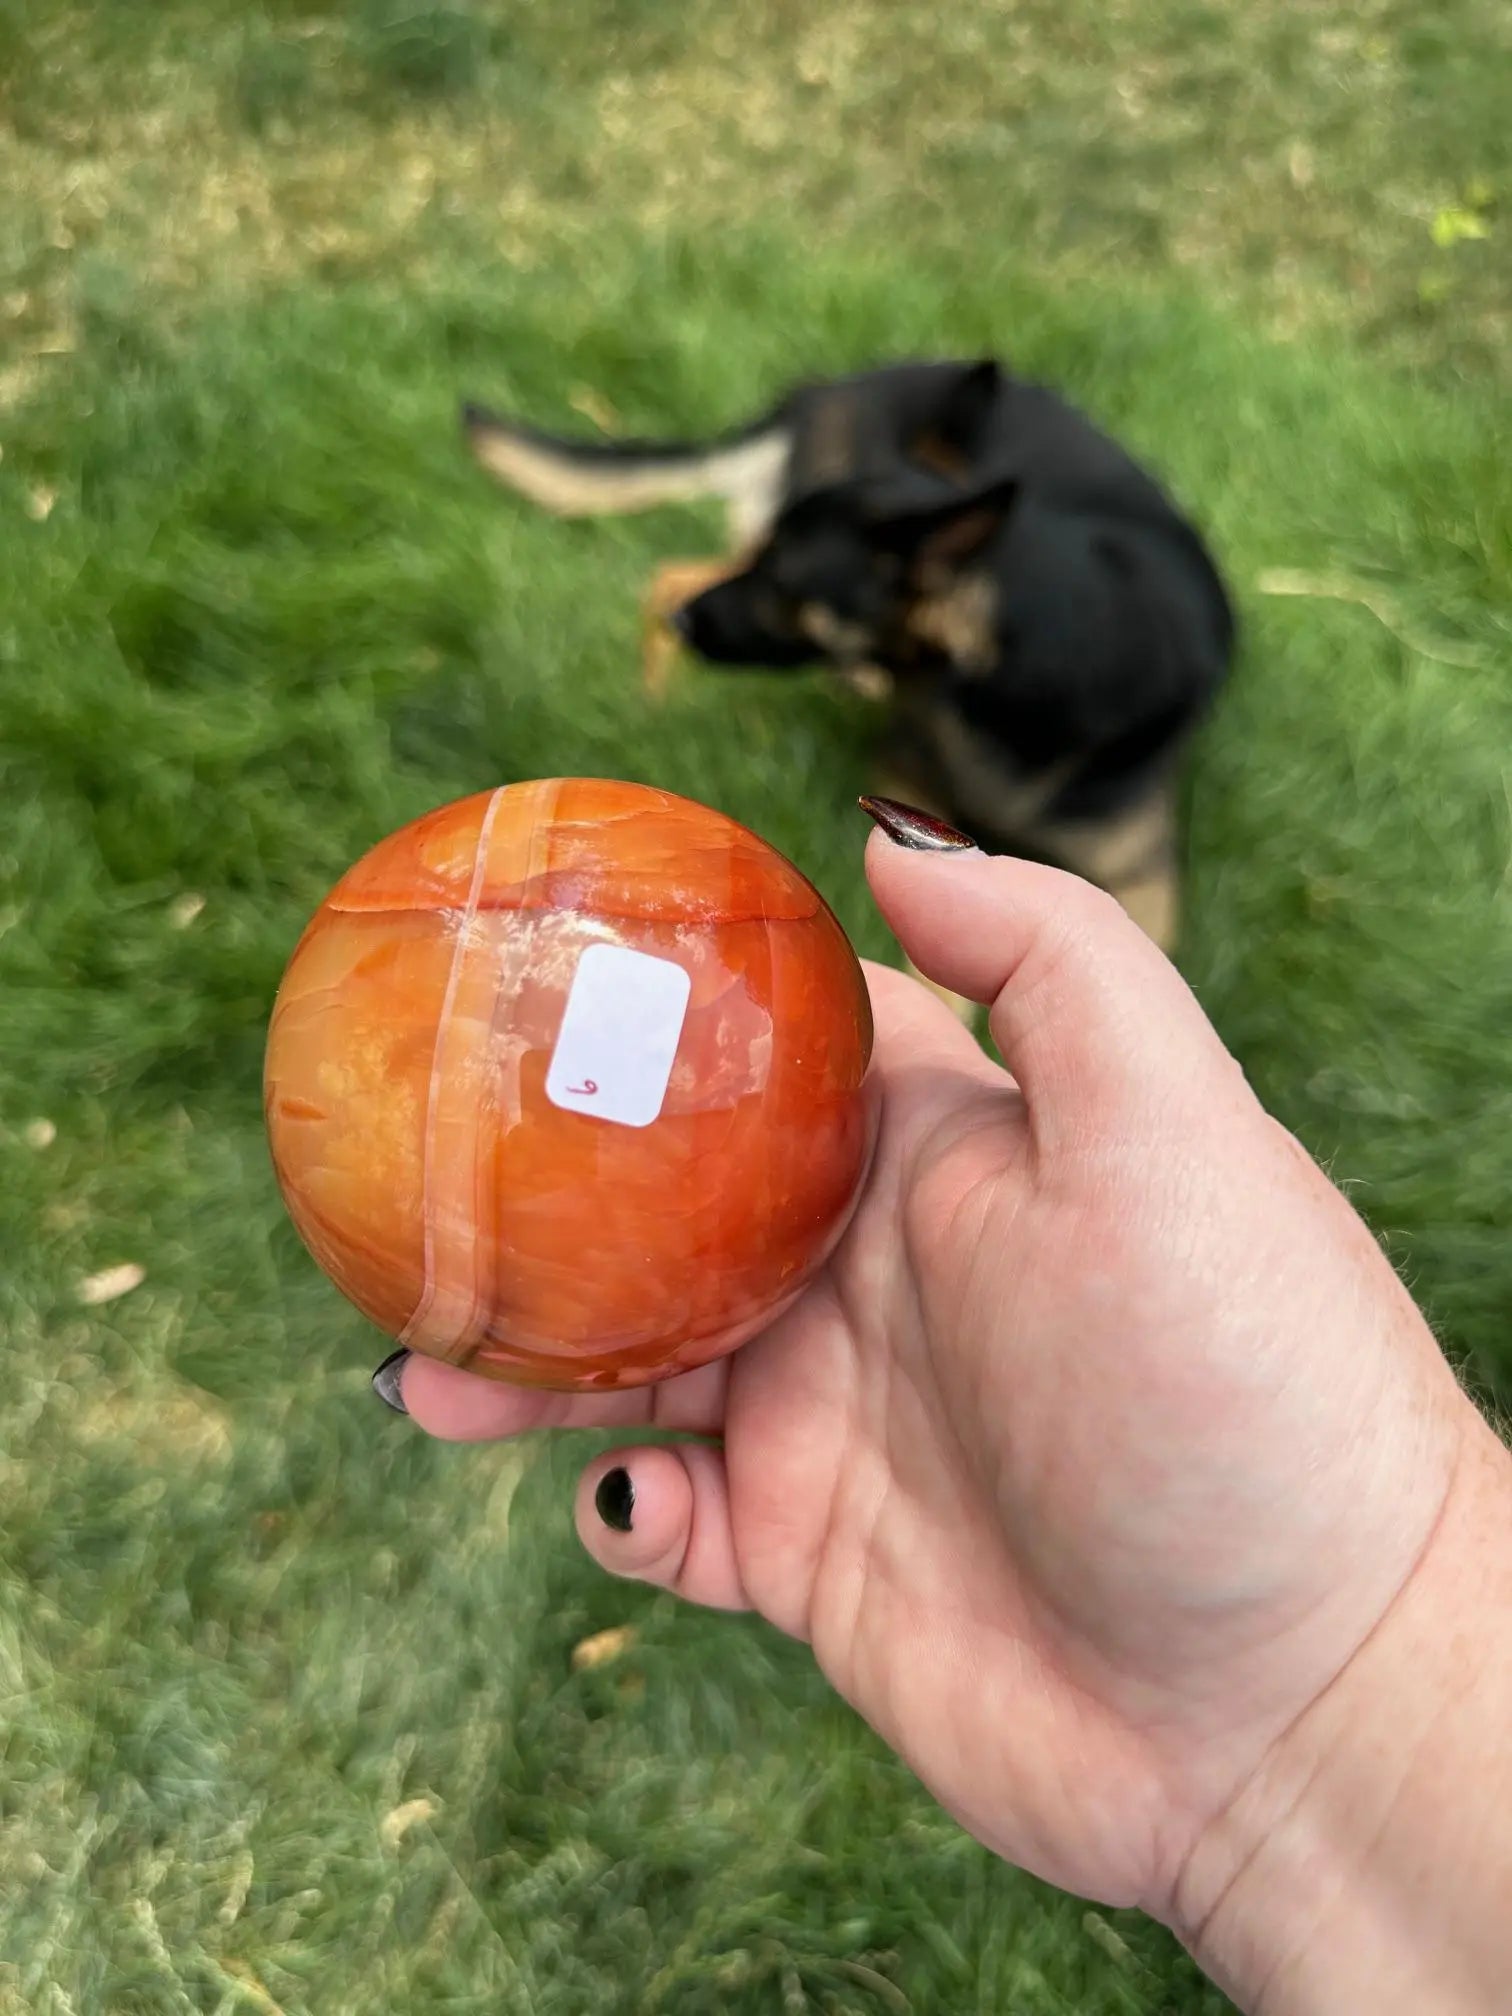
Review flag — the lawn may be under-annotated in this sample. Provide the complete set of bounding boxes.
[1,3,1509,2011]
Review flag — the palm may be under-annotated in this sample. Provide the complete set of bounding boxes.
[678,961,1452,1909]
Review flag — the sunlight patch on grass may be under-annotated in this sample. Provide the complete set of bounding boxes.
[2,1,1508,380]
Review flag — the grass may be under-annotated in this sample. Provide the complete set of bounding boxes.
[1,3,1509,2011]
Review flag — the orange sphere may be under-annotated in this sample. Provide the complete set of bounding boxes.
[264,780,875,1390]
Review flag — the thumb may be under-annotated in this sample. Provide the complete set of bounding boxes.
[862,811,1246,1135]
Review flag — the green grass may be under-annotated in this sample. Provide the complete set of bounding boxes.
[2,4,1510,2011]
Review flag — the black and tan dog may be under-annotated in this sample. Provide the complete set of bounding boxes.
[461,358,1234,953]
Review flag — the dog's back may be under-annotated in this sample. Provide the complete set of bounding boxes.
[929,493,1231,820]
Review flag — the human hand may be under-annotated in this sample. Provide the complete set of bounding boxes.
[384,805,1509,2006]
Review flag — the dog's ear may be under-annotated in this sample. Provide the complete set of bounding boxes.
[866,475,1020,576]
[910,359,1003,477]
[937,359,1002,454]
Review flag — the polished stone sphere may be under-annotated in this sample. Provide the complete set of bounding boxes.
[264,780,875,1389]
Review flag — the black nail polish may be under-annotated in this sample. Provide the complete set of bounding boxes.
[859,795,977,853]
[595,1466,634,1533]
[371,1348,410,1415]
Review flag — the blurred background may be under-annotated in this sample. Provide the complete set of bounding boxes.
[1,2,1508,2010]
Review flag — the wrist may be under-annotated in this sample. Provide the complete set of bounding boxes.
[1176,1406,1512,2015]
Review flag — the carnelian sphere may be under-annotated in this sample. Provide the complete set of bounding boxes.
[264,779,875,1390]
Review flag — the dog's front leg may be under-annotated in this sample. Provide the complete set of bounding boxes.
[1027,782,1181,954]
[640,558,744,700]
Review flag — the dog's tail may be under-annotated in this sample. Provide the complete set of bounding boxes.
[460,400,790,522]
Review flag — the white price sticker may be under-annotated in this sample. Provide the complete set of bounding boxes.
[545,942,692,1129]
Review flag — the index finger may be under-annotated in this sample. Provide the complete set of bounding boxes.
[394,1346,730,1442]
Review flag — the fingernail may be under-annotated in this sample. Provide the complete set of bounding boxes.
[859,795,977,852]
[595,1466,635,1533]
[371,1348,410,1415]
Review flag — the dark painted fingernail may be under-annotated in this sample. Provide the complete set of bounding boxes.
[859,795,977,852]
[371,1348,410,1414]
[595,1466,635,1532]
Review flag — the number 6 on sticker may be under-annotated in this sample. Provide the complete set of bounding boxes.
[545,945,692,1129]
